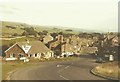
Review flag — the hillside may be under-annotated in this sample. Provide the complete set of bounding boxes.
[1,21,79,37]
[1,21,100,37]
[1,21,28,36]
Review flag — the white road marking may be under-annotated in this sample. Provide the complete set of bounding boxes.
[57,62,74,80]
[65,66,69,69]
[59,75,69,80]
[58,68,64,73]
[57,65,63,67]
[7,70,16,80]
[57,65,60,67]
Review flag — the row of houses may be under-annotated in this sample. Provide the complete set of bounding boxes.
[3,32,119,61]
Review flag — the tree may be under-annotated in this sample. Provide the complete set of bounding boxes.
[78,32,88,38]
[6,25,16,29]
[38,30,48,35]
[58,32,63,35]
[23,27,37,35]
[13,33,18,36]
[22,31,29,36]
[38,32,43,35]
[2,45,9,54]
[63,33,73,37]
[42,30,48,35]
[65,29,73,32]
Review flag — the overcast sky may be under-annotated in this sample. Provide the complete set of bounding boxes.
[0,0,119,32]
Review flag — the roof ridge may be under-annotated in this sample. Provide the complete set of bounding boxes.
[4,43,26,53]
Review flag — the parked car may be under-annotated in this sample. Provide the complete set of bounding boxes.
[96,57,105,63]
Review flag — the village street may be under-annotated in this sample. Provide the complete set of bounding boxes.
[9,55,108,80]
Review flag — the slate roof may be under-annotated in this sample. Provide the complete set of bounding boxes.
[9,41,52,54]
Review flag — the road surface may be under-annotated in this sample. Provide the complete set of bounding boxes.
[10,55,107,80]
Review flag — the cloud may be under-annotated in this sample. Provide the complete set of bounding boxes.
[0,4,22,17]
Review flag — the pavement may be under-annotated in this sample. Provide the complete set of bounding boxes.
[10,55,107,80]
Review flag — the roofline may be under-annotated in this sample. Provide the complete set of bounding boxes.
[4,41,53,54]
[4,43,18,53]
[4,43,26,54]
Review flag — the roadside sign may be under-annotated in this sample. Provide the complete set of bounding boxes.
[109,55,114,61]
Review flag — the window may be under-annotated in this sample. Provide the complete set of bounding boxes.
[19,54,24,58]
[30,54,32,57]
[13,54,15,57]
[10,54,13,57]
[51,52,53,57]
[35,54,37,57]
[10,53,15,57]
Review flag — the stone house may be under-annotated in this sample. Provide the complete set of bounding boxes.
[49,35,81,57]
[43,35,53,44]
[80,46,98,54]
[4,41,54,61]
[61,42,75,57]
[48,34,99,57]
[111,36,119,46]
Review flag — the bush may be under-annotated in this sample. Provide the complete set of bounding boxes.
[13,33,18,36]
[6,26,16,29]
[22,31,29,36]
[22,27,37,36]
[65,29,73,32]
[42,30,48,35]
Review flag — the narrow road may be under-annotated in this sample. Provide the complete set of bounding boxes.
[10,55,107,80]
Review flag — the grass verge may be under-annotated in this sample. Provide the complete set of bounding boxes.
[91,61,119,80]
[2,61,37,80]
[29,57,77,62]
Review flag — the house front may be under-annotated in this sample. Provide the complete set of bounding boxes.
[4,41,54,61]
[4,43,27,61]
[61,42,75,57]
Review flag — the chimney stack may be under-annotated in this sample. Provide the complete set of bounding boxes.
[26,39,29,44]
[57,35,63,42]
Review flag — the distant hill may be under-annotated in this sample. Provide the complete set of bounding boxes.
[1,21,28,36]
[1,21,102,37]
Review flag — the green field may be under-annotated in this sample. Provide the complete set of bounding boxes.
[1,21,78,37]
[2,37,38,46]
